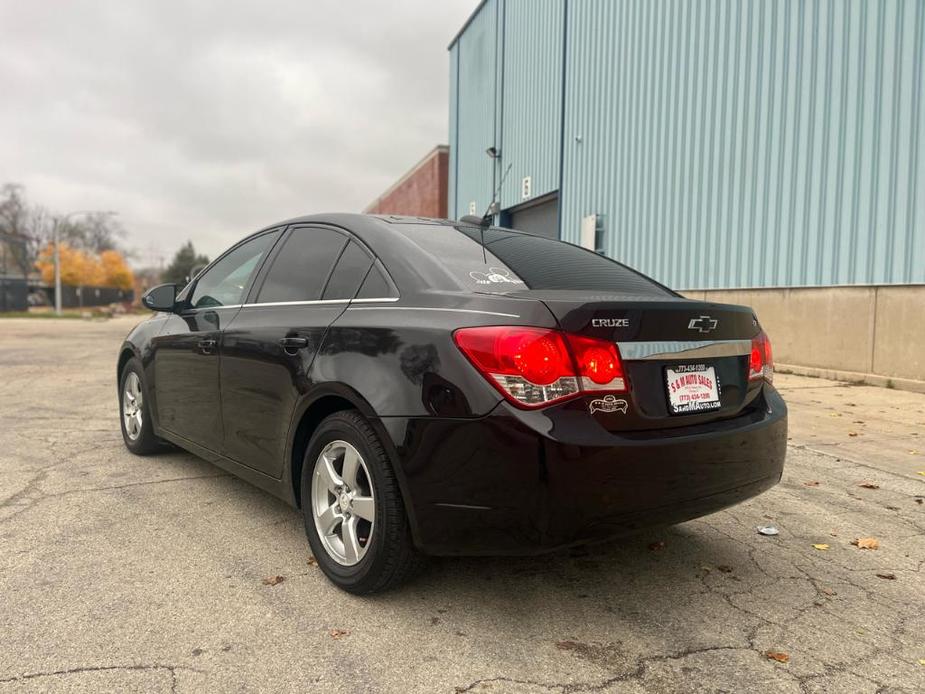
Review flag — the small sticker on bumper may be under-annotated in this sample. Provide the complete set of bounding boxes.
[589,395,628,415]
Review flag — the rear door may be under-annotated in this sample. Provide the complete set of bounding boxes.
[219,225,375,477]
[152,230,280,451]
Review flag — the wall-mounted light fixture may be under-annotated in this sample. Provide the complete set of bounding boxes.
[485,146,501,159]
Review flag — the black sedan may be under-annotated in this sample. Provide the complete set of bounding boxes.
[118,214,786,593]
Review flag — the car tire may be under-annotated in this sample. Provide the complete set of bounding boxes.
[301,410,424,594]
[119,357,161,456]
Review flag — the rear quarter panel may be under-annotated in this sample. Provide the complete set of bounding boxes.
[311,298,550,418]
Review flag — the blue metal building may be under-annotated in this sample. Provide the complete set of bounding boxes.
[448,0,925,290]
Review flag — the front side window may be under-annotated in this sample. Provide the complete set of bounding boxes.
[256,227,347,303]
[189,231,279,308]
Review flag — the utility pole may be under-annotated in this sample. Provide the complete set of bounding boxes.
[53,220,62,315]
[52,210,117,316]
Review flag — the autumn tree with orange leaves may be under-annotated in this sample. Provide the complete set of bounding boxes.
[35,244,134,290]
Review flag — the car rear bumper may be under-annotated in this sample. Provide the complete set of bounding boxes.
[382,386,787,556]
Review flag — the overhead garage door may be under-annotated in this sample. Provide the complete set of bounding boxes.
[508,194,559,239]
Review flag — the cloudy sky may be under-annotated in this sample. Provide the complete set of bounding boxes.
[0,0,475,265]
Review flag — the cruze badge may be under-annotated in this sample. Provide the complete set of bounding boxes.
[589,395,628,415]
[687,315,719,333]
[591,318,629,328]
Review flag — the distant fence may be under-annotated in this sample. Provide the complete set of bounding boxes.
[41,285,134,309]
[0,277,28,312]
[0,232,29,312]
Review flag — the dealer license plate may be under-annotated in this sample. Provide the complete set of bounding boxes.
[666,364,721,414]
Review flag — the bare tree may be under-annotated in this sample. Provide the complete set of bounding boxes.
[0,183,126,271]
[0,183,48,274]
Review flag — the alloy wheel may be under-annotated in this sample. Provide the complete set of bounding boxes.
[122,372,144,441]
[311,440,376,566]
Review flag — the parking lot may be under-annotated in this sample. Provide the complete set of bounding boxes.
[1,315,923,693]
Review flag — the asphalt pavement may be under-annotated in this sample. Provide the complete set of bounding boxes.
[1,315,923,693]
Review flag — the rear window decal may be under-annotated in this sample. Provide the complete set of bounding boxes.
[468,267,524,285]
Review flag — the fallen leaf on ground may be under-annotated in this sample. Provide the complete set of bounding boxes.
[812,544,830,551]
[803,481,821,487]
[848,432,859,437]
[918,471,925,476]
[648,541,666,551]
[876,573,896,580]
[329,628,350,639]
[918,659,925,666]
[915,498,924,505]
[820,587,836,596]
[262,575,286,586]
[852,537,880,550]
[766,651,790,663]
[857,482,880,489]
[717,565,734,573]
[306,556,317,566]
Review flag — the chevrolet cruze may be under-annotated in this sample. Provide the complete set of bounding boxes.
[118,214,786,593]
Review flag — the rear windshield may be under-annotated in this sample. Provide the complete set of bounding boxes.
[394,224,672,296]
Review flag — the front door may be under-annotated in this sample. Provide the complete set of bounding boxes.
[220,225,375,477]
[152,230,280,451]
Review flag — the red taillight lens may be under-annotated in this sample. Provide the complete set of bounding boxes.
[454,326,625,408]
[565,333,626,390]
[506,330,570,385]
[749,330,774,383]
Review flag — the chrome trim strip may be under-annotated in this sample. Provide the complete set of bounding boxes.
[349,297,401,303]
[236,297,400,308]
[241,299,349,308]
[347,306,521,318]
[185,304,243,311]
[617,339,752,361]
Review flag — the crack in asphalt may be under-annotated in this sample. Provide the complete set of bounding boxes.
[0,663,200,692]
[449,441,925,694]
[0,472,230,524]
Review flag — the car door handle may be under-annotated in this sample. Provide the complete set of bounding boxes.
[197,338,217,354]
[280,337,309,352]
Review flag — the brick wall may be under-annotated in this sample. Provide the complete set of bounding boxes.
[365,146,448,218]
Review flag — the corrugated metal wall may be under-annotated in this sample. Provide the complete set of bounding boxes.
[451,0,925,289]
[451,0,498,219]
[498,0,565,209]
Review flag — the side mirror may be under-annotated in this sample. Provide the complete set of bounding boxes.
[141,283,178,312]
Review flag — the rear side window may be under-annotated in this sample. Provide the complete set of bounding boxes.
[356,264,394,299]
[394,224,671,296]
[322,242,373,300]
[256,227,346,303]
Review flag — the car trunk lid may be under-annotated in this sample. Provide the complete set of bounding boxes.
[515,290,764,431]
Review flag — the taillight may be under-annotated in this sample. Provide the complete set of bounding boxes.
[565,333,626,391]
[453,326,626,409]
[749,330,774,383]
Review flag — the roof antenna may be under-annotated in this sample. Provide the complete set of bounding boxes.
[459,162,514,264]
[483,162,513,223]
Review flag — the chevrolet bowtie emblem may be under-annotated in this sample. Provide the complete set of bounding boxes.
[688,315,719,333]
